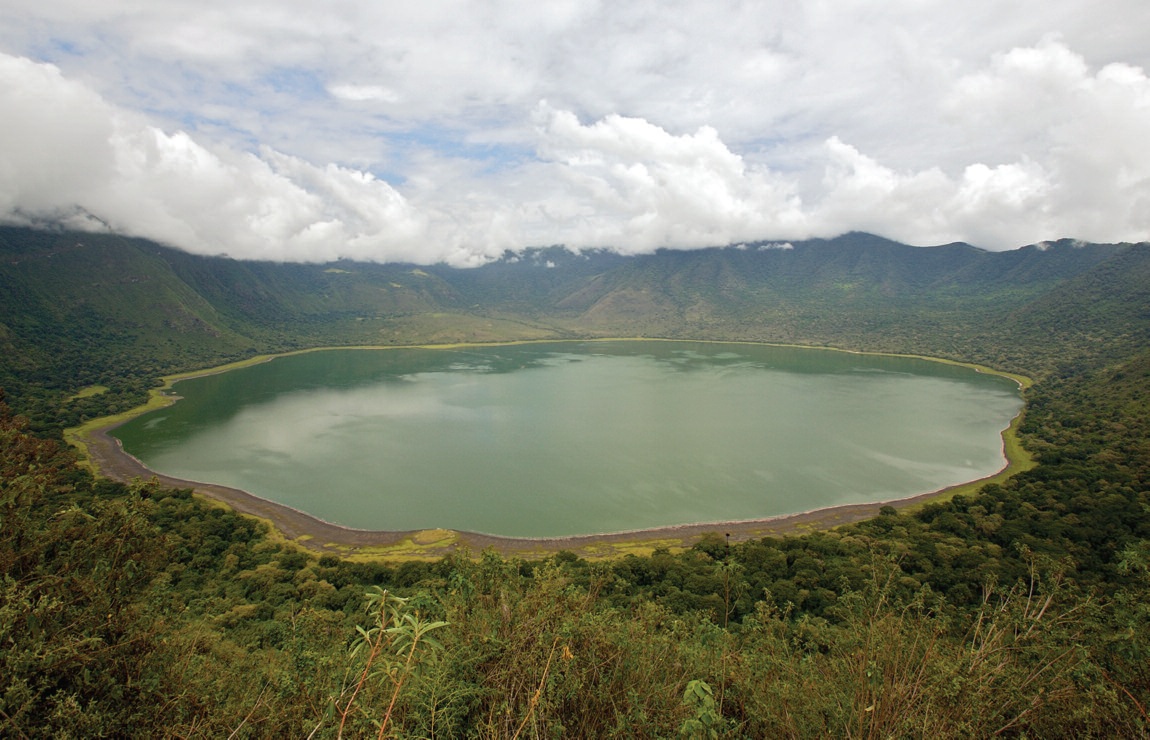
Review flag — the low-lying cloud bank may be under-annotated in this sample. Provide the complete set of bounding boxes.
[2,40,1148,265]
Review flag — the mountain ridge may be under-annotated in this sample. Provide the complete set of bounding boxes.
[1,224,1146,431]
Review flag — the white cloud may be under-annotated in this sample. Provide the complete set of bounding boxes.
[804,39,1150,248]
[814,138,953,242]
[1,4,1150,262]
[526,105,806,251]
[328,84,400,104]
[0,53,435,262]
[0,54,116,220]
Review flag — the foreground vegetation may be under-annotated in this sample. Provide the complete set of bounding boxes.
[3,228,1150,736]
[4,344,1150,736]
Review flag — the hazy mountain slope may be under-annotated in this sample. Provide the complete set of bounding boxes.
[0,229,254,391]
[1002,242,1150,367]
[157,246,467,328]
[494,235,1129,350]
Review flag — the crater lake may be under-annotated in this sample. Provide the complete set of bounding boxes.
[112,341,1023,537]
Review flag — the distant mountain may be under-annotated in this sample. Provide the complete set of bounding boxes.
[1,225,1146,429]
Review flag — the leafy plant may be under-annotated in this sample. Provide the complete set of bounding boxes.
[678,679,724,739]
[335,587,448,739]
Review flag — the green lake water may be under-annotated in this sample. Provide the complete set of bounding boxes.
[112,341,1023,537]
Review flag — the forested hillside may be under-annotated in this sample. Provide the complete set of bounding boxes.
[2,225,1150,736]
[0,226,1141,432]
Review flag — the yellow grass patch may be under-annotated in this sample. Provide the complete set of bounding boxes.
[412,528,457,546]
[580,539,687,560]
[69,384,109,400]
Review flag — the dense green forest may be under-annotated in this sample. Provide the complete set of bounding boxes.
[2,226,1150,736]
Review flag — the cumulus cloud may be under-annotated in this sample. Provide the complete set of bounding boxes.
[810,39,1150,247]
[0,53,432,262]
[1,4,1150,263]
[943,39,1150,243]
[0,54,116,223]
[527,105,806,251]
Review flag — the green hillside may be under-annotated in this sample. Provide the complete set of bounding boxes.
[1,225,1142,432]
[2,225,1150,736]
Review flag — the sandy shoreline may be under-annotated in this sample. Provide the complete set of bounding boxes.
[79,420,1008,560]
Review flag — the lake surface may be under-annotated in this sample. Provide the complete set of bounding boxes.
[113,341,1023,537]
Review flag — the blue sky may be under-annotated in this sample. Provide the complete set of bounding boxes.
[1,0,1148,264]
